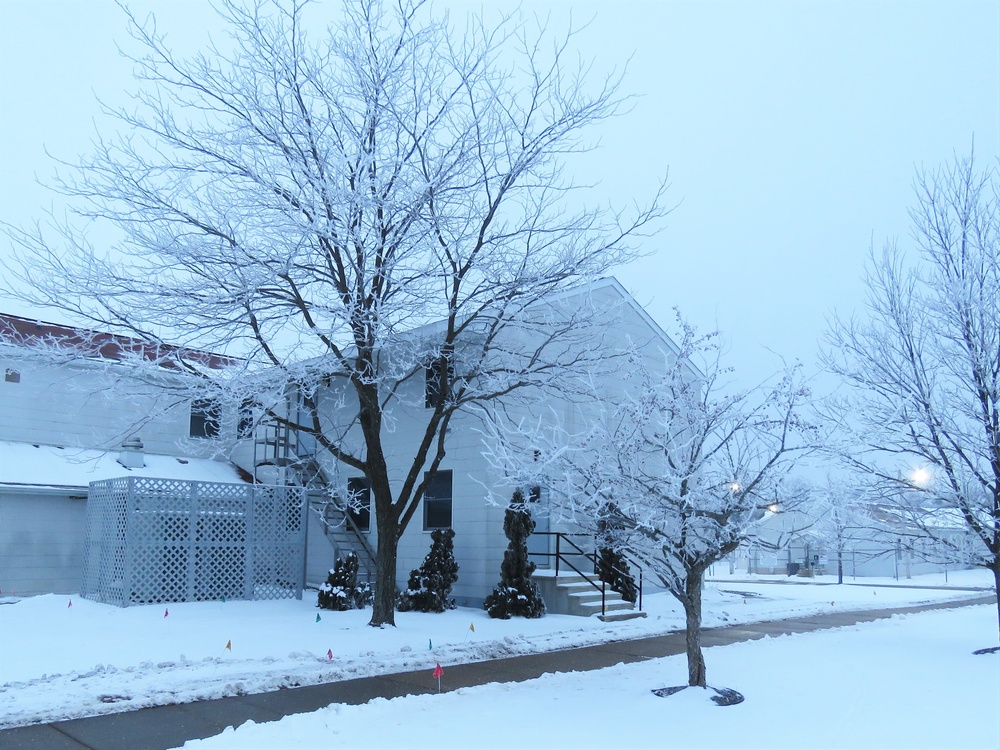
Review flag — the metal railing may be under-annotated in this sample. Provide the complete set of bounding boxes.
[529,531,643,613]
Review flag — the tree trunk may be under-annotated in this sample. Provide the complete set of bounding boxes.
[369,512,398,626]
[837,548,844,585]
[992,561,1000,643]
[683,570,707,687]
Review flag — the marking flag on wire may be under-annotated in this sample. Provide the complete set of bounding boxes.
[433,663,443,692]
[225,640,232,652]
[316,613,322,623]
[327,649,333,660]
[164,608,169,618]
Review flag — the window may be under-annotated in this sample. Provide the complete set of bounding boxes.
[189,398,221,438]
[424,350,455,408]
[237,399,256,439]
[4,369,20,383]
[422,469,453,530]
[346,476,371,532]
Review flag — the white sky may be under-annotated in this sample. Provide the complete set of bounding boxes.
[0,0,997,388]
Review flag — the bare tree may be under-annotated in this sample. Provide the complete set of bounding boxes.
[826,151,1000,643]
[484,318,814,690]
[1,0,668,626]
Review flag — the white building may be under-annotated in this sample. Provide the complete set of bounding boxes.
[0,313,246,596]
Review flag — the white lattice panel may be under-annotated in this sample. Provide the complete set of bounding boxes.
[82,477,305,606]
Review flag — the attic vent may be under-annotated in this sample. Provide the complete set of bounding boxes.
[4,369,20,383]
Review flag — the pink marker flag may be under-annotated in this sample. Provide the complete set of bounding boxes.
[164,608,169,618]
[327,649,333,660]
[433,662,443,693]
[67,600,73,608]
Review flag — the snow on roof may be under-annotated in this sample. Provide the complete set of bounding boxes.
[0,441,246,492]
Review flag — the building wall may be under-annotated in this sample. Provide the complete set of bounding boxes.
[0,490,86,596]
[307,281,682,605]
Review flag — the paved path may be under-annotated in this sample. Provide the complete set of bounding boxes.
[1,595,994,750]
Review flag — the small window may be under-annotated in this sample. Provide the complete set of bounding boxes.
[423,469,453,530]
[189,398,221,439]
[237,399,256,439]
[424,351,455,408]
[346,476,371,532]
[4,369,20,383]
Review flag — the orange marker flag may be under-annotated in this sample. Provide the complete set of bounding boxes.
[327,649,333,660]
[225,639,232,651]
[469,623,475,633]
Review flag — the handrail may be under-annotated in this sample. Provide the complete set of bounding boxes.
[529,531,643,613]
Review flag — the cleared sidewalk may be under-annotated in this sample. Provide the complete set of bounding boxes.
[1,594,994,750]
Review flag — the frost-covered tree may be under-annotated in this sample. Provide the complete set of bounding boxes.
[826,152,1000,643]
[484,489,545,619]
[396,527,459,613]
[487,319,814,687]
[0,0,668,626]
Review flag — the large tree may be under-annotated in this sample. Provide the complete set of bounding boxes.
[826,151,1000,643]
[1,0,667,626]
[485,319,814,688]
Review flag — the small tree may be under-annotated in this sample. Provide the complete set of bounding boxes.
[396,529,459,613]
[595,502,638,603]
[317,553,373,611]
[486,320,814,687]
[826,151,1000,643]
[484,490,546,619]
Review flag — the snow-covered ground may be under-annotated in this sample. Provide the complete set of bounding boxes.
[182,602,1000,750]
[0,569,994,733]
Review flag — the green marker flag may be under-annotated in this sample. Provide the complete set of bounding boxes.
[316,613,322,623]
[428,639,432,650]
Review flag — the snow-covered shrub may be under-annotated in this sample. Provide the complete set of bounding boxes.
[484,491,545,619]
[317,553,372,611]
[594,502,638,603]
[396,528,459,613]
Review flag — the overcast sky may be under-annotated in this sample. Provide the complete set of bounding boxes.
[1,0,997,389]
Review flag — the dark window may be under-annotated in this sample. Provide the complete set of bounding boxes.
[346,476,371,532]
[237,399,255,439]
[424,351,455,408]
[4,369,20,383]
[422,469,453,530]
[190,398,221,438]
[529,485,542,503]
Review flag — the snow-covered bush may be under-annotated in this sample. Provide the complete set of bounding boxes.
[594,502,638,603]
[484,491,546,619]
[317,553,372,611]
[396,529,459,613]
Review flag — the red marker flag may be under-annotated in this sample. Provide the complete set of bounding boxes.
[327,649,333,660]
[433,662,443,692]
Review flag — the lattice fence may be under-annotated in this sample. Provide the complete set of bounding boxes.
[81,477,306,607]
